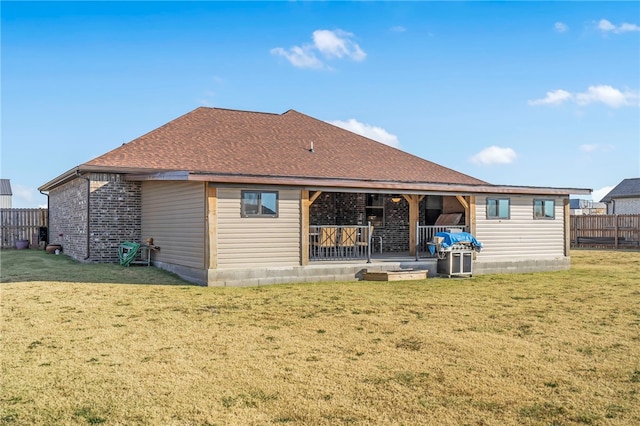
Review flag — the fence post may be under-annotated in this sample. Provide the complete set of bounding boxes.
[614,215,619,249]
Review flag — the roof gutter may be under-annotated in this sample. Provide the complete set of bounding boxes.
[39,165,177,192]
[128,171,591,196]
[38,188,50,245]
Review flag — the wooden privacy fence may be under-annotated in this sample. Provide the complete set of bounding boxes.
[571,214,640,249]
[0,208,48,249]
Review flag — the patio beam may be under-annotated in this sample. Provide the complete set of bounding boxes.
[301,190,311,265]
[309,191,323,205]
[456,195,469,210]
[403,194,424,256]
[206,185,218,269]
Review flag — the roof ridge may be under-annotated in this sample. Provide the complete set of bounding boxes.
[196,106,285,116]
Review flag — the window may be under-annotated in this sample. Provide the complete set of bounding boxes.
[365,194,384,227]
[533,199,555,219]
[486,198,510,219]
[241,191,278,217]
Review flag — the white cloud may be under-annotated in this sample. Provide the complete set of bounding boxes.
[529,85,639,108]
[329,119,399,148]
[554,22,569,33]
[579,144,598,153]
[390,26,406,33]
[270,46,324,70]
[592,186,614,203]
[528,89,572,106]
[575,85,638,108]
[597,19,640,34]
[469,146,517,166]
[579,143,614,153]
[271,29,366,69]
[313,30,366,61]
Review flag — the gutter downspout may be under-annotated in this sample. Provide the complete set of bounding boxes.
[76,172,91,260]
[38,189,50,247]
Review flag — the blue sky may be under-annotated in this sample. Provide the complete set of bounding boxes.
[2,1,639,208]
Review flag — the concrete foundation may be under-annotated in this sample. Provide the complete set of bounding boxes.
[155,256,571,287]
[473,257,570,275]
[206,258,437,287]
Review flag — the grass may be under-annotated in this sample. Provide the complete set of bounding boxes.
[0,249,190,284]
[1,249,639,425]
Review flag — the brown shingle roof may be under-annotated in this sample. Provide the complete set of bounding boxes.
[84,107,487,186]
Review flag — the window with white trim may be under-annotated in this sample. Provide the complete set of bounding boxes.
[533,199,555,219]
[241,191,278,217]
[486,198,510,219]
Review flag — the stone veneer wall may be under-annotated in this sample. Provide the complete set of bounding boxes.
[48,173,141,263]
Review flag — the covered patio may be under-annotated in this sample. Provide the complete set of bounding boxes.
[303,190,472,263]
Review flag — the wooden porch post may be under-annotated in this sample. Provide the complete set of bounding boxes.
[564,197,570,256]
[469,196,476,236]
[301,190,323,266]
[301,190,310,266]
[206,185,217,269]
[403,194,424,256]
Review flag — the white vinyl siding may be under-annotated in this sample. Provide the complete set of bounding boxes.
[475,195,566,261]
[217,188,300,269]
[142,181,206,269]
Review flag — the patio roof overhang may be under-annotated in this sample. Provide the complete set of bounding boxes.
[39,166,591,197]
[126,170,592,197]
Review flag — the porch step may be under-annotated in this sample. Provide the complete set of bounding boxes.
[362,269,428,281]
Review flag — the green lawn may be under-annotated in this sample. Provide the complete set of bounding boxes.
[0,249,190,285]
[1,249,639,425]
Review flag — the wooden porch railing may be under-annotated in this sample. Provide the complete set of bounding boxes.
[309,223,373,262]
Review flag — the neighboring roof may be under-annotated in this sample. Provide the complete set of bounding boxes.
[0,179,12,196]
[600,178,640,202]
[39,107,591,196]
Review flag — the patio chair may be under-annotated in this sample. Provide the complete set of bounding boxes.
[337,227,358,256]
[313,227,338,258]
[356,226,383,255]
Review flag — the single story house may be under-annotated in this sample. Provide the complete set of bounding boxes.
[601,178,640,214]
[39,107,590,286]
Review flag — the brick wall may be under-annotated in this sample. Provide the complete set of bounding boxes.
[610,198,640,214]
[380,195,410,252]
[48,173,141,263]
[49,177,89,259]
[88,173,141,262]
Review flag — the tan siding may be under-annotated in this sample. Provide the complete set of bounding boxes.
[475,195,566,261]
[217,188,300,268]
[142,181,205,269]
